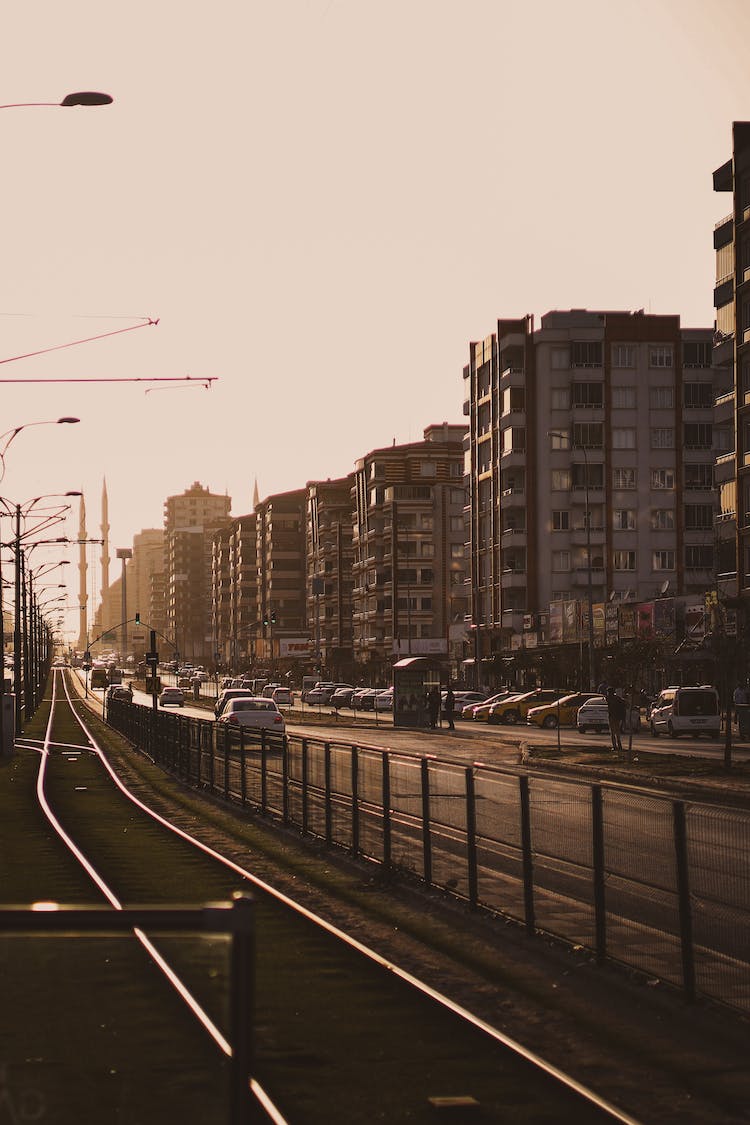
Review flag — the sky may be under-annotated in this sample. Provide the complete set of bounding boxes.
[1,0,749,641]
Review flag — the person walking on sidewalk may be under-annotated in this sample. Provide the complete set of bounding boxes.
[444,683,455,730]
[606,686,627,754]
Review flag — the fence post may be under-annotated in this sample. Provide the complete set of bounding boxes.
[229,891,255,1125]
[673,799,696,1000]
[591,783,607,965]
[465,767,478,908]
[196,718,203,788]
[519,775,535,935]
[382,750,391,870]
[240,726,247,807]
[421,757,432,887]
[301,738,309,836]
[324,742,332,846]
[208,723,215,794]
[261,736,268,814]
[351,746,360,858]
[282,735,289,825]
[224,724,230,801]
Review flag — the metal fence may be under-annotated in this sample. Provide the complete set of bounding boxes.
[108,701,750,1016]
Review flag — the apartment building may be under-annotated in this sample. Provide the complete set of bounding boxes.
[464,310,725,662]
[306,476,355,681]
[713,121,750,602]
[164,482,231,665]
[254,490,307,664]
[211,514,258,670]
[351,424,468,681]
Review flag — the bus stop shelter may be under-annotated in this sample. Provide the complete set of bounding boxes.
[393,656,443,728]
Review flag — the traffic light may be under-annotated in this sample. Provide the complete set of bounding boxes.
[135,612,141,625]
[271,611,277,625]
[262,614,269,627]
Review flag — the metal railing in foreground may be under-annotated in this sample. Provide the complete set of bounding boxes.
[107,701,750,1017]
[0,896,255,1125]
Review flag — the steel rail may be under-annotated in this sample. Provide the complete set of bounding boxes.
[37,669,288,1125]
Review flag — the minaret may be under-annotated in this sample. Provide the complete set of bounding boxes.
[101,478,110,604]
[77,494,88,650]
[252,478,260,511]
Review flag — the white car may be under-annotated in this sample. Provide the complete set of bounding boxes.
[374,688,393,711]
[649,686,720,739]
[159,687,185,707]
[217,697,286,733]
[576,695,640,734]
[272,687,293,707]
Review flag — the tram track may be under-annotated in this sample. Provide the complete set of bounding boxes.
[4,669,647,1123]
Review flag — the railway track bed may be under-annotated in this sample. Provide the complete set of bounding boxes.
[1,672,749,1123]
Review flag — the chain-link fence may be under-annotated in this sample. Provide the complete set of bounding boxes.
[108,701,750,1015]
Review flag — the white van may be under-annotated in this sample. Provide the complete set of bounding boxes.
[649,685,720,739]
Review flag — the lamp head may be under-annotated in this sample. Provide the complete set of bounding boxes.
[59,92,113,107]
[57,418,80,425]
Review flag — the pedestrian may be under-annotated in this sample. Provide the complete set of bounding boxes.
[597,679,608,697]
[605,686,627,754]
[444,683,455,730]
[427,686,440,729]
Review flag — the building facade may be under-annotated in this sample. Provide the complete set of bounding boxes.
[464,310,725,674]
[164,482,231,666]
[351,424,468,681]
[254,490,307,665]
[306,476,355,682]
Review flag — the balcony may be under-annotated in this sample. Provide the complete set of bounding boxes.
[570,526,606,547]
[714,452,736,485]
[501,488,526,507]
[713,212,733,249]
[500,571,527,590]
[571,566,606,589]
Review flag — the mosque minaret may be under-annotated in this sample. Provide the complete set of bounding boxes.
[101,478,110,598]
[77,493,88,650]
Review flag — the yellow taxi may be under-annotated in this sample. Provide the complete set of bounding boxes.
[525,691,597,729]
[467,691,515,722]
[488,688,567,725]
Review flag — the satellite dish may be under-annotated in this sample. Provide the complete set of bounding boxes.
[660,579,670,596]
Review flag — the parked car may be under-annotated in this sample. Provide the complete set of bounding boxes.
[649,685,720,739]
[330,686,356,709]
[489,688,567,725]
[217,697,285,733]
[159,687,185,707]
[357,688,381,711]
[576,695,640,734]
[526,692,596,729]
[351,687,374,710]
[215,688,255,718]
[271,687,293,707]
[467,691,515,722]
[374,687,394,711]
[442,691,487,719]
[305,682,336,706]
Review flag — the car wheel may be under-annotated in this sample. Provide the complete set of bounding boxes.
[487,714,501,725]
[504,711,519,725]
[542,715,558,729]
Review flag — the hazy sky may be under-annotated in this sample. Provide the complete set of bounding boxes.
[1,0,749,640]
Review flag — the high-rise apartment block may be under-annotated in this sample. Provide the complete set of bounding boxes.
[464,311,724,664]
[351,424,468,681]
[306,476,355,681]
[164,482,231,664]
[254,490,307,663]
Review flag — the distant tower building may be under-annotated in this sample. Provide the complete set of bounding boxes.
[101,478,110,600]
[77,494,88,650]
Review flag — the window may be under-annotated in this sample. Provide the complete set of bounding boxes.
[649,386,674,409]
[572,422,603,448]
[450,543,465,558]
[552,510,570,531]
[684,504,713,530]
[684,383,714,409]
[611,344,636,368]
[503,386,526,413]
[552,550,571,572]
[571,381,603,407]
[552,469,572,491]
[502,427,526,453]
[450,489,465,504]
[652,550,675,571]
[550,429,570,450]
[449,515,464,532]
[652,509,675,530]
[685,545,714,569]
[550,386,570,409]
[613,467,637,490]
[651,468,675,490]
[612,428,636,449]
[572,462,604,489]
[683,341,712,368]
[614,550,636,571]
[649,345,673,368]
[613,509,636,530]
[449,462,463,477]
[550,347,570,370]
[420,461,437,477]
[552,589,572,602]
[571,341,602,367]
[650,428,675,449]
[611,385,636,408]
[684,423,713,449]
[420,542,435,558]
[685,463,713,490]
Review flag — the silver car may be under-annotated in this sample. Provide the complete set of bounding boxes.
[217,697,286,733]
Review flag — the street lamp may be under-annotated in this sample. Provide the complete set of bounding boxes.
[548,431,596,692]
[0,418,80,483]
[0,92,113,110]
